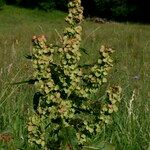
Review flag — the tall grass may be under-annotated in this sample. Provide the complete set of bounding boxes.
[0,5,149,149]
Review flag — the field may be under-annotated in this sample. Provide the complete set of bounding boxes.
[0,5,150,150]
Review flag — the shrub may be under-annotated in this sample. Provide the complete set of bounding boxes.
[27,0,121,149]
[94,0,112,17]
[0,0,5,9]
[110,0,136,20]
[5,0,37,8]
[55,0,68,11]
[38,0,56,11]
[5,0,68,11]
[93,0,136,20]
[37,0,68,11]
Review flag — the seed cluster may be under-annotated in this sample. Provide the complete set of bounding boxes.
[27,0,121,149]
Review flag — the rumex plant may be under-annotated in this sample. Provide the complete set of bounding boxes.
[27,0,121,149]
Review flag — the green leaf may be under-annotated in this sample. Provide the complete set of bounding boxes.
[113,105,118,112]
[83,141,115,150]
[11,79,38,85]
[66,53,71,59]
[102,78,107,83]
[59,127,78,150]
[24,54,34,59]
[102,53,109,57]
[95,72,100,77]
[80,47,89,55]
[98,59,102,64]
[148,142,150,150]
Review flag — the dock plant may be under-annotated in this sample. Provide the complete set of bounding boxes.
[27,0,122,149]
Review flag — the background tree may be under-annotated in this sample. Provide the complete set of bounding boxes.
[3,0,150,22]
[0,0,5,9]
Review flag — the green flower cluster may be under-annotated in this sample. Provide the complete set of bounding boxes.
[100,86,122,125]
[83,45,114,94]
[65,0,83,26]
[27,0,121,149]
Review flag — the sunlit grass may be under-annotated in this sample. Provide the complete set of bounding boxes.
[0,5,150,150]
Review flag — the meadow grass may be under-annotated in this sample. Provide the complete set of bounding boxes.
[0,5,150,150]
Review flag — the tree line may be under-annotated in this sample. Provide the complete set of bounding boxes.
[0,0,149,22]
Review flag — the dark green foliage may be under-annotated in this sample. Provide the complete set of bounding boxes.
[111,0,136,20]
[5,0,68,10]
[0,0,5,9]
[3,0,150,22]
[6,0,37,8]
[35,0,68,11]
[92,0,135,20]
[59,127,79,150]
[82,0,149,22]
[38,0,56,11]
[93,0,113,17]
[55,0,68,11]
